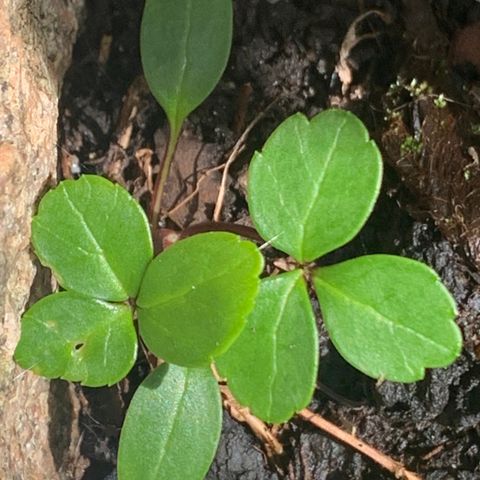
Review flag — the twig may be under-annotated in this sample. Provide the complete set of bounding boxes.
[298,409,422,480]
[220,385,284,457]
[213,97,279,222]
[167,163,227,217]
[213,143,246,222]
[421,444,444,461]
[211,366,283,457]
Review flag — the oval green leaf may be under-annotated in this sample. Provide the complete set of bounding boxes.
[14,292,137,387]
[216,270,319,423]
[118,364,222,480]
[32,175,153,302]
[313,255,462,382]
[137,232,264,367]
[248,109,382,262]
[141,0,233,133]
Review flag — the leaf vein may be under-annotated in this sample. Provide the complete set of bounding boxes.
[145,257,251,308]
[294,121,316,188]
[175,0,193,123]
[103,324,112,368]
[316,277,453,355]
[34,220,97,256]
[152,371,189,479]
[265,160,302,235]
[60,184,127,297]
[266,277,298,418]
[300,118,347,258]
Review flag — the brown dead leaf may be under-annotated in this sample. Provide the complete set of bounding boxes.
[154,127,224,228]
[336,10,392,95]
[135,147,154,193]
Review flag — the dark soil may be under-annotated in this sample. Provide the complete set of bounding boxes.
[55,0,480,478]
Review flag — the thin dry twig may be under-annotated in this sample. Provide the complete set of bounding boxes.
[219,385,284,457]
[298,409,422,480]
[167,163,226,217]
[211,365,283,457]
[213,97,279,222]
[421,444,445,461]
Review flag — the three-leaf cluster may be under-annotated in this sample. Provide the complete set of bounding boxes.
[217,111,462,427]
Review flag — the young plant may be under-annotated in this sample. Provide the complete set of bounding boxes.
[14,109,463,480]
[141,0,233,230]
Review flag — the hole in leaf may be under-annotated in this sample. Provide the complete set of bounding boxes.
[74,342,84,351]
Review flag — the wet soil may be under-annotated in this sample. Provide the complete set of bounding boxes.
[56,0,480,478]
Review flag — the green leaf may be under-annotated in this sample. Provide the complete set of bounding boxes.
[118,364,222,480]
[14,292,137,387]
[32,175,153,302]
[248,109,382,262]
[216,270,319,423]
[141,0,233,134]
[313,255,462,382]
[137,232,263,367]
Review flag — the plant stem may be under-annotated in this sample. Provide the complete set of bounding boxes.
[298,409,422,480]
[150,124,182,236]
[211,365,284,457]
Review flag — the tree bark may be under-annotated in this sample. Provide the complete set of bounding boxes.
[0,1,84,478]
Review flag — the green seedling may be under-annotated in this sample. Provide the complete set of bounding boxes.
[141,0,233,230]
[401,135,423,155]
[14,110,463,479]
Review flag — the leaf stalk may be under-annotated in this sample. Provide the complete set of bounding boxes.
[150,123,182,236]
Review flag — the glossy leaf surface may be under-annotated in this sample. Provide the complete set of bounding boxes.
[248,110,382,262]
[141,0,232,133]
[32,175,153,302]
[216,270,318,423]
[137,232,264,367]
[14,292,137,387]
[313,255,462,382]
[118,364,222,480]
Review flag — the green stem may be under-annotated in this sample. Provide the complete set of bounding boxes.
[150,123,182,236]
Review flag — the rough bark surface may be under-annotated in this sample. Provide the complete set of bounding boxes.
[0,1,84,478]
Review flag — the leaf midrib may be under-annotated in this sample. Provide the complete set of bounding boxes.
[299,118,347,259]
[140,257,252,309]
[152,370,190,480]
[266,275,299,419]
[172,0,193,127]
[315,276,453,355]
[60,184,128,298]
